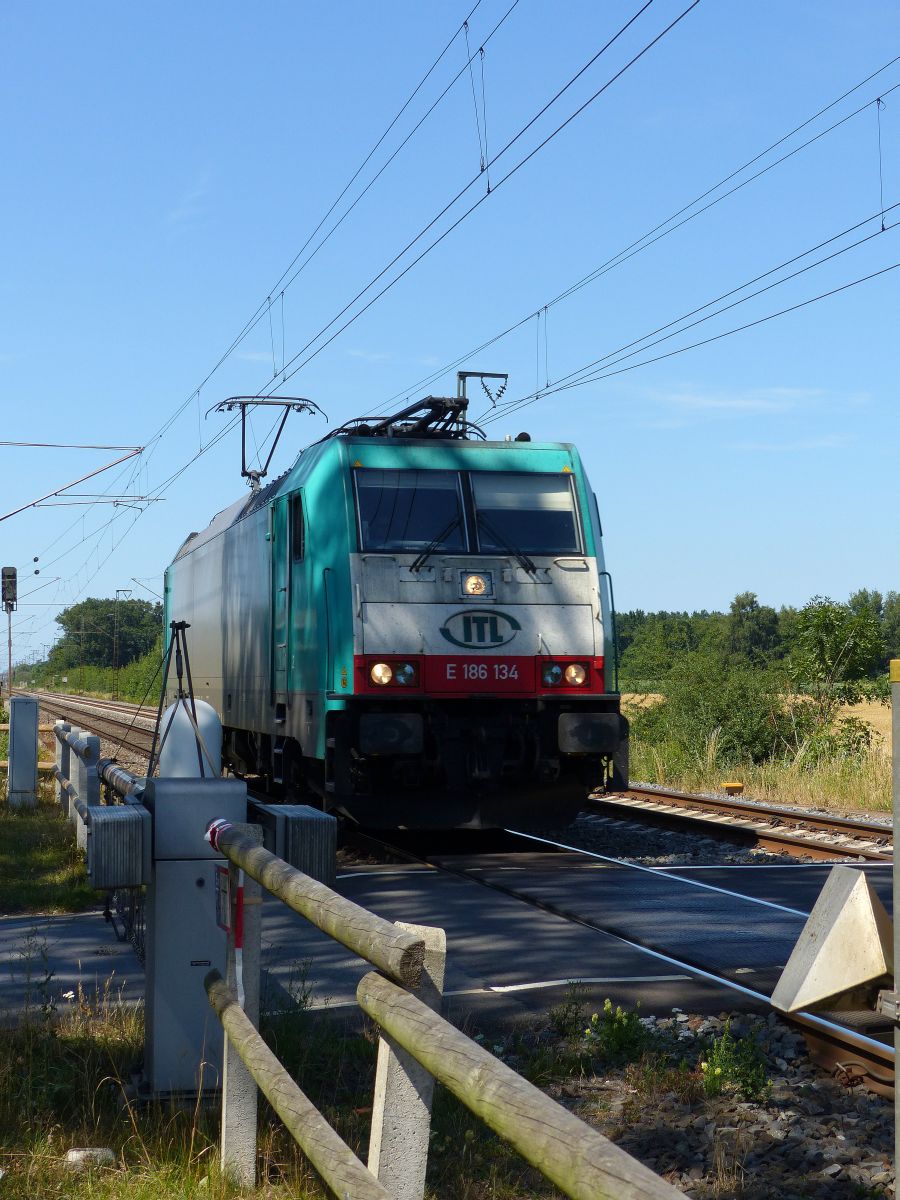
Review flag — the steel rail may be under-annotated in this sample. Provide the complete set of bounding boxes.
[29,690,155,758]
[623,784,893,838]
[590,786,892,862]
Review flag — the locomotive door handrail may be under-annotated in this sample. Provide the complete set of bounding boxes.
[270,496,291,703]
[599,569,620,694]
[322,566,333,694]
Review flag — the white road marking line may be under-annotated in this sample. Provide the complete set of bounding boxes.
[505,828,811,918]
[299,974,692,1010]
[484,975,690,994]
[337,868,437,880]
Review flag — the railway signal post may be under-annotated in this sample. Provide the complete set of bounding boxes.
[2,566,16,699]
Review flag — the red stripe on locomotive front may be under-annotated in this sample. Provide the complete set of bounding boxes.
[353,655,605,696]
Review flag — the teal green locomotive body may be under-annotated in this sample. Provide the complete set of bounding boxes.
[165,419,627,827]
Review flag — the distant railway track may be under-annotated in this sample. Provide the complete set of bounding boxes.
[592,785,893,862]
[23,690,156,761]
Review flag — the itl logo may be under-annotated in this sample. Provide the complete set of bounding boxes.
[440,609,521,649]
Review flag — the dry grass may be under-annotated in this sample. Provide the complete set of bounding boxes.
[1,967,562,1200]
[631,738,891,813]
[621,693,664,714]
[625,692,893,814]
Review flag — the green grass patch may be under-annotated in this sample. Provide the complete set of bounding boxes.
[0,981,566,1200]
[0,789,101,914]
[0,976,782,1200]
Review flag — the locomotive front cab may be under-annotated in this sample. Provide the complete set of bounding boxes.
[329,439,628,828]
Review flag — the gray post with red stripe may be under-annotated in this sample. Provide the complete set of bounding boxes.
[215,821,263,1187]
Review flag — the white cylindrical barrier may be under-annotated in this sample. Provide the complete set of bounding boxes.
[158,700,222,778]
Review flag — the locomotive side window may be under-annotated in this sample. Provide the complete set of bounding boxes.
[355,469,467,553]
[291,493,304,560]
[472,473,582,555]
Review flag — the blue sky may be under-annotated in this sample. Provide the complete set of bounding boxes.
[2,0,898,663]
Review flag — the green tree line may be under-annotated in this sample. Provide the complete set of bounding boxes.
[14,597,164,703]
[617,589,899,690]
[619,589,896,779]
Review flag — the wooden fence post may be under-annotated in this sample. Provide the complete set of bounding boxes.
[367,922,446,1200]
[206,972,393,1200]
[220,824,263,1187]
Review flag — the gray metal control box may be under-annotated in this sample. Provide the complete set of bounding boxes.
[142,778,247,1095]
[248,801,336,886]
[8,695,38,808]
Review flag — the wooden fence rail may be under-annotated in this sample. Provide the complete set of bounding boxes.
[206,971,393,1200]
[211,822,424,987]
[206,818,686,1200]
[358,971,684,1200]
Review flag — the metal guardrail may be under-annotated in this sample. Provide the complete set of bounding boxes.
[205,819,685,1200]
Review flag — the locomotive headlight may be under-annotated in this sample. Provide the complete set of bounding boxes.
[463,573,488,596]
[542,663,563,687]
[393,661,417,686]
[370,662,393,686]
[564,663,587,686]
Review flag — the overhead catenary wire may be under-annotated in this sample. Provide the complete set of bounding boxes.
[10,0,669,645]
[876,97,887,230]
[257,0,664,390]
[464,19,486,171]
[480,259,900,425]
[258,0,699,394]
[16,0,516,637]
[238,0,523,372]
[377,58,900,411]
[20,28,895,659]
[482,200,900,421]
[132,0,503,467]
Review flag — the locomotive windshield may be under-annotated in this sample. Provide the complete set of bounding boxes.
[472,473,581,555]
[354,468,582,555]
[356,469,466,552]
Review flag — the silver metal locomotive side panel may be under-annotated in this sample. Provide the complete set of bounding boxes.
[167,503,272,735]
[221,506,272,733]
[166,535,226,711]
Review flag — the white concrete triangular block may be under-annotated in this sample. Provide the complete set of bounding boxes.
[771,866,893,1013]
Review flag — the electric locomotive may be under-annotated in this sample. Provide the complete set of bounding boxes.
[164,390,628,828]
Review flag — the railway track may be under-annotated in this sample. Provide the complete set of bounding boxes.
[24,690,156,761]
[352,827,896,1098]
[594,785,893,862]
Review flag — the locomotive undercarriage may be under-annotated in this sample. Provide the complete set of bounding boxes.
[225,698,628,830]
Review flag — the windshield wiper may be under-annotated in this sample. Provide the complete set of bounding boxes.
[410,515,462,572]
[477,513,536,575]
